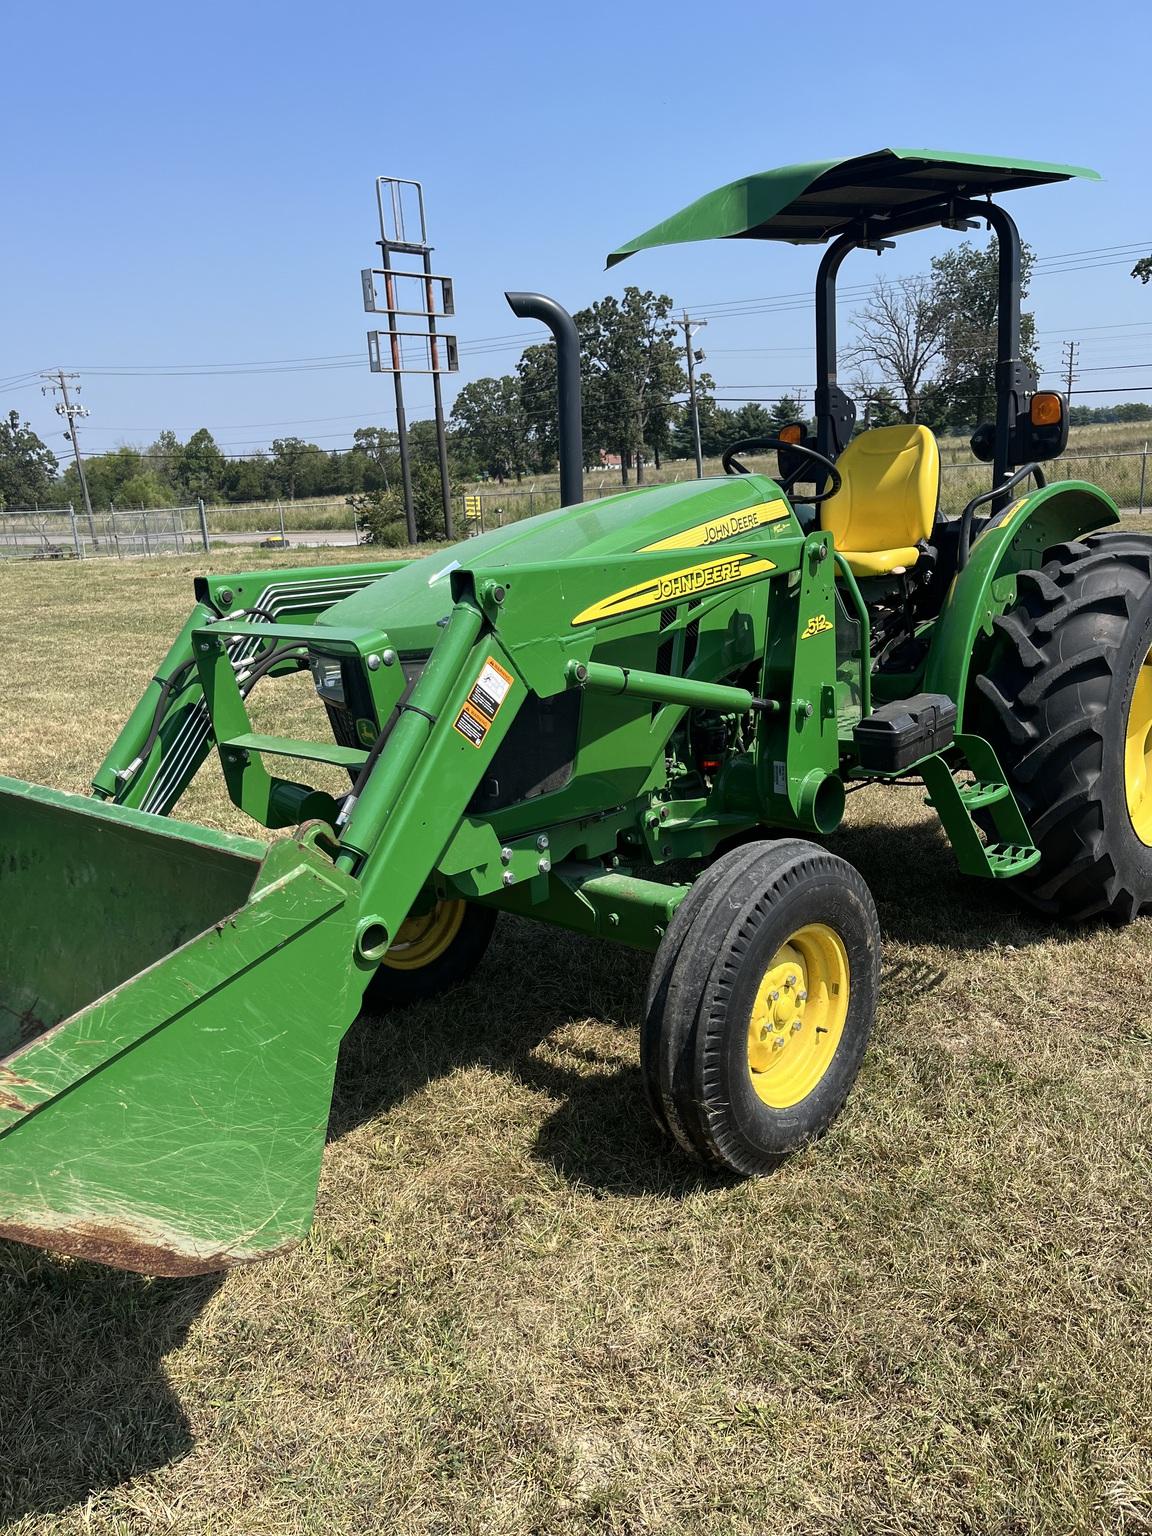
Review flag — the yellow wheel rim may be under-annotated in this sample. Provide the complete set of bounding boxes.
[381,899,466,971]
[1125,643,1152,847]
[746,923,850,1109]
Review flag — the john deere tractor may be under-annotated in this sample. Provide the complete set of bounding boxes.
[2,149,1148,1277]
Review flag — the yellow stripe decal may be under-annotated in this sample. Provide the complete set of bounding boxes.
[571,553,776,628]
[639,499,790,553]
[972,496,1031,548]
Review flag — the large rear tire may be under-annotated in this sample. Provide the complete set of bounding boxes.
[973,530,1152,923]
[642,840,879,1175]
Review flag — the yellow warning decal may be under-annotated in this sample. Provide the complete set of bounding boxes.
[972,496,1031,548]
[640,499,790,553]
[801,614,834,639]
[452,655,514,748]
[571,553,776,628]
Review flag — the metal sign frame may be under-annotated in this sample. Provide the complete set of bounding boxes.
[362,176,457,543]
[361,269,455,317]
[367,330,460,375]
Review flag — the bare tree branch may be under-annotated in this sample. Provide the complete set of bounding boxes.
[845,276,946,422]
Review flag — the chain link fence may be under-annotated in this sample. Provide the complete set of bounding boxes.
[0,505,207,560]
[0,500,360,560]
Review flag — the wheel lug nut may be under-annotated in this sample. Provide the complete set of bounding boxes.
[770,990,780,1001]
[797,990,808,1002]
[785,974,797,988]
[790,1020,802,1033]
[772,1037,786,1051]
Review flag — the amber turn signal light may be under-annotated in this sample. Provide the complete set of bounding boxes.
[1030,392,1063,427]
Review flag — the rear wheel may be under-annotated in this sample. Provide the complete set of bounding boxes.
[643,840,879,1174]
[360,898,497,1011]
[973,531,1152,922]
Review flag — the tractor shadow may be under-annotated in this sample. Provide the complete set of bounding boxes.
[0,821,1087,1523]
[829,807,1086,954]
[330,814,1091,1201]
[0,1248,220,1526]
[329,917,719,1201]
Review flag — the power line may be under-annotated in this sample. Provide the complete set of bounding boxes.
[1062,339,1080,397]
[40,370,96,534]
[675,310,708,478]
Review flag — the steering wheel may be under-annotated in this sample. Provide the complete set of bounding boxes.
[721,436,842,505]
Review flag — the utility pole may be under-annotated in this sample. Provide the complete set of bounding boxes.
[424,247,454,539]
[1062,339,1079,400]
[41,370,96,539]
[676,311,708,478]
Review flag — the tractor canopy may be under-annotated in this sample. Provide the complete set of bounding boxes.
[606,148,1099,263]
[608,148,1100,496]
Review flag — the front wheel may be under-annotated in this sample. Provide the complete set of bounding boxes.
[642,840,880,1175]
[360,898,497,1011]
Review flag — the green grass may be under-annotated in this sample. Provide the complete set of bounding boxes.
[205,500,355,535]
[1,550,1151,1534]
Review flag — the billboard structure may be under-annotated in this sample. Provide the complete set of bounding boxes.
[362,177,458,542]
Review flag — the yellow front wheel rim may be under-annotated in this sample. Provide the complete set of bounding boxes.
[381,899,466,971]
[746,923,850,1108]
[1125,644,1152,847]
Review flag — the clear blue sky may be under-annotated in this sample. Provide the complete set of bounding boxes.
[4,0,1150,466]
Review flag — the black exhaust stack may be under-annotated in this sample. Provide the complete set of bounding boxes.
[505,291,583,506]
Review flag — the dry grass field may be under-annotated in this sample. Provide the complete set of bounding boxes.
[2,546,1152,1535]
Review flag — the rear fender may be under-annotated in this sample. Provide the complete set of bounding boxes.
[924,481,1119,725]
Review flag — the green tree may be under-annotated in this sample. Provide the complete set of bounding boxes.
[352,426,399,491]
[1133,256,1152,284]
[145,429,183,497]
[352,460,444,546]
[577,287,687,484]
[929,239,1038,431]
[267,437,328,499]
[0,411,58,506]
[767,398,802,433]
[61,445,147,508]
[177,428,225,502]
[450,376,528,482]
[678,402,739,460]
[114,471,169,507]
[852,381,902,429]
[516,342,560,471]
[219,455,272,503]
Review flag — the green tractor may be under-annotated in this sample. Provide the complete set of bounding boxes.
[2,148,1149,1276]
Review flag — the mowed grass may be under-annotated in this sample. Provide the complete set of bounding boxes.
[1,550,1152,1535]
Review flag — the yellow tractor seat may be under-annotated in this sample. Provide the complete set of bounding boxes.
[820,424,940,579]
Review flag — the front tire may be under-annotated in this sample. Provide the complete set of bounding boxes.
[360,899,497,1011]
[642,840,880,1175]
[973,531,1152,923]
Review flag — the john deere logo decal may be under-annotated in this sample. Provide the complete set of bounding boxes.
[640,499,790,554]
[572,553,775,627]
[801,614,834,639]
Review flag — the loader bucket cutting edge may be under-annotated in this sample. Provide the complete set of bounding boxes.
[0,776,363,1276]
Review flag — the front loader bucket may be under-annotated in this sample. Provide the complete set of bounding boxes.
[0,777,362,1276]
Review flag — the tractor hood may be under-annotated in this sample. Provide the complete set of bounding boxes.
[317,474,798,651]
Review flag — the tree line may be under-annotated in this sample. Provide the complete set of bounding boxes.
[0,419,439,512]
[2,243,1149,513]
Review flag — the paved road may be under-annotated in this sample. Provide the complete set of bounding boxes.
[209,528,359,548]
